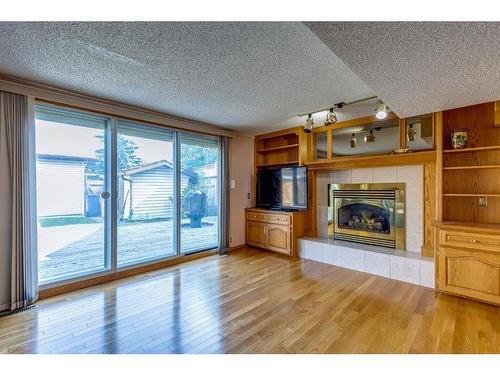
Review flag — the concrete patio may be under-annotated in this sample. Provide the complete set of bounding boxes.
[38,216,218,284]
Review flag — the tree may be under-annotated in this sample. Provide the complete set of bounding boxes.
[86,135,143,176]
[180,144,217,170]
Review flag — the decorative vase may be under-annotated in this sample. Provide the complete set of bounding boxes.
[451,128,469,149]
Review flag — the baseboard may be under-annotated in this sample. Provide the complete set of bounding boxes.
[230,244,246,251]
[0,302,9,313]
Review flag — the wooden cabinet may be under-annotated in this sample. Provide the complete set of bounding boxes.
[245,208,306,257]
[436,223,500,305]
[267,224,290,253]
[246,221,267,248]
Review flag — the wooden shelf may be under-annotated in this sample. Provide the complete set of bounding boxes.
[443,165,500,170]
[256,160,299,168]
[435,221,500,234]
[256,144,299,153]
[305,150,436,170]
[443,145,500,153]
[443,193,500,197]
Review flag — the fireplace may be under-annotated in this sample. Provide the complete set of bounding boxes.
[328,183,405,249]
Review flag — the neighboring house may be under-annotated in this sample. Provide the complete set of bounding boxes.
[120,160,196,221]
[36,154,92,217]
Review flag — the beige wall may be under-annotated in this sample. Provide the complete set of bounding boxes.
[229,134,254,247]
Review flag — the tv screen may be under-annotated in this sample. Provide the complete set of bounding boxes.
[281,166,308,209]
[256,166,308,210]
[256,168,281,208]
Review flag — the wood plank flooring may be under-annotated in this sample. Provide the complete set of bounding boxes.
[1,247,499,354]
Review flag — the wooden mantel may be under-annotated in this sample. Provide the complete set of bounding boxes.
[305,150,436,171]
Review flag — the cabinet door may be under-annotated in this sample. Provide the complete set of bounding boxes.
[246,221,267,248]
[267,224,291,254]
[438,246,500,305]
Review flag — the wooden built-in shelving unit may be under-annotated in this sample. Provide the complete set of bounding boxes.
[440,101,500,224]
[435,100,500,306]
[254,128,301,168]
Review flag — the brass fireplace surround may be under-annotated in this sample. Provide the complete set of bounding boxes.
[328,183,405,250]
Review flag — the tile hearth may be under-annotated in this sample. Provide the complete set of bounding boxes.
[298,237,434,288]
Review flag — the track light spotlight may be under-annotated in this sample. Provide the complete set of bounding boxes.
[324,108,337,126]
[304,114,314,133]
[375,100,388,120]
[350,133,358,148]
[364,130,376,143]
[407,124,416,142]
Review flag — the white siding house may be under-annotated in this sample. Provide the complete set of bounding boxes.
[36,155,87,217]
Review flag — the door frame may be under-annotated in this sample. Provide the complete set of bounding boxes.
[36,103,221,291]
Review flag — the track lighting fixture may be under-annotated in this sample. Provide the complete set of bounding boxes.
[299,96,391,132]
[350,133,358,148]
[303,114,314,133]
[324,108,337,126]
[364,130,376,143]
[375,100,388,120]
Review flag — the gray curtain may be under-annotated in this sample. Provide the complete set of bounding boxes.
[0,91,38,311]
[218,136,230,255]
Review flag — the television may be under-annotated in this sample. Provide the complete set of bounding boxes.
[256,166,307,210]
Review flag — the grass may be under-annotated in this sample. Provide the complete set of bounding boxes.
[39,216,102,228]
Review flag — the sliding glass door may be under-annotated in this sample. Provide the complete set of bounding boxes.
[35,106,110,285]
[35,105,221,286]
[116,121,175,267]
[180,133,219,254]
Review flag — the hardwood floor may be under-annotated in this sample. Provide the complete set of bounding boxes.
[1,247,499,354]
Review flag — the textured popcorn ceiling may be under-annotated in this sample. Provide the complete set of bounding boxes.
[306,22,500,118]
[0,22,374,133]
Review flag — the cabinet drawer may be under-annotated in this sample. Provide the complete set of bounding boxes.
[246,212,269,223]
[267,214,290,225]
[440,230,500,254]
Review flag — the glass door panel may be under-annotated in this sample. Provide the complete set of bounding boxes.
[180,133,220,254]
[35,106,110,285]
[116,121,175,267]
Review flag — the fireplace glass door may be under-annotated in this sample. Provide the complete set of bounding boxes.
[330,183,405,250]
[337,202,391,235]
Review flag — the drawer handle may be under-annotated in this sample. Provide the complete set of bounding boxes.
[470,239,477,243]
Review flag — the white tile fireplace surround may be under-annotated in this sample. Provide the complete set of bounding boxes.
[317,165,424,252]
[303,165,435,288]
